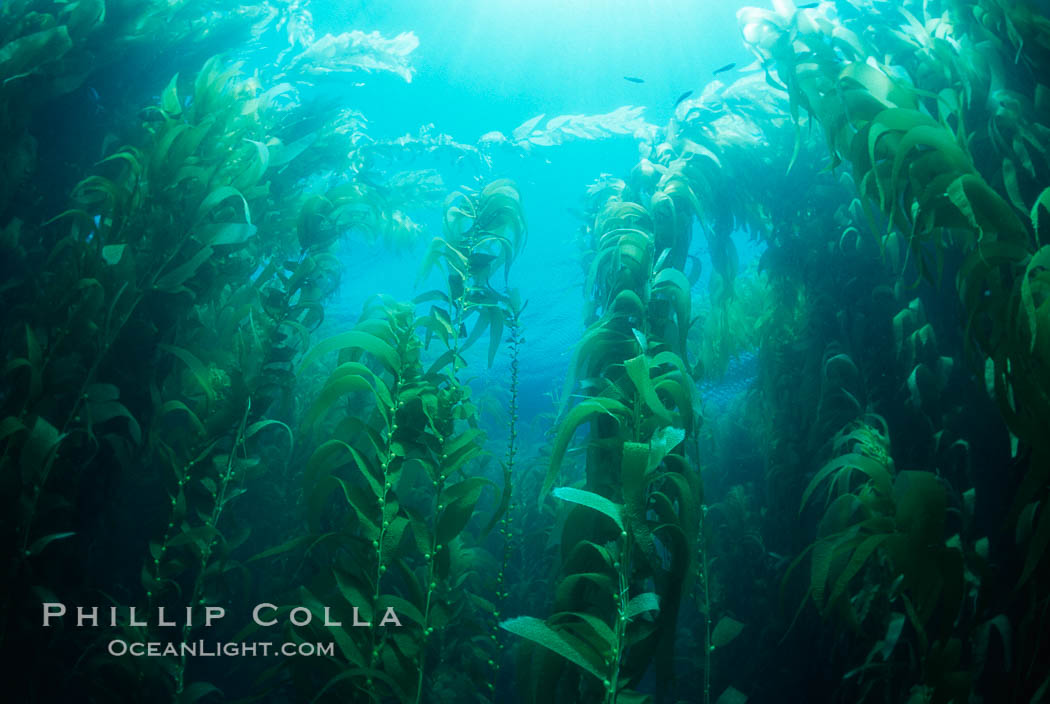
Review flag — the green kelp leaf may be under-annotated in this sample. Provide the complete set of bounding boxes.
[437,477,492,544]
[156,400,205,436]
[245,534,318,564]
[653,268,692,347]
[334,570,373,624]
[552,487,624,530]
[299,330,399,373]
[658,470,700,543]
[946,173,1028,242]
[193,55,238,115]
[544,396,629,498]
[632,327,647,353]
[877,612,907,661]
[1032,187,1050,234]
[168,117,215,170]
[0,416,27,444]
[167,525,224,554]
[1020,246,1050,353]
[158,345,216,401]
[155,246,214,292]
[102,244,126,265]
[195,223,257,247]
[828,533,892,607]
[84,382,116,402]
[375,594,424,627]
[1003,158,1026,212]
[562,541,616,578]
[20,417,63,481]
[269,131,318,169]
[711,616,745,648]
[1019,501,1050,587]
[558,611,615,653]
[500,616,603,680]
[648,426,685,472]
[420,305,453,347]
[512,114,547,142]
[153,123,191,173]
[197,186,251,225]
[974,615,1013,674]
[868,109,938,173]
[555,572,615,604]
[906,363,939,409]
[43,208,95,237]
[234,139,271,192]
[325,620,368,669]
[61,0,106,39]
[810,535,849,608]
[161,73,181,116]
[425,348,469,378]
[621,442,656,560]
[437,428,484,471]
[894,471,946,546]
[625,592,660,620]
[418,237,464,287]
[840,63,911,108]
[245,419,294,456]
[304,439,381,499]
[252,82,295,113]
[615,693,653,704]
[24,324,42,401]
[26,531,75,557]
[558,323,626,415]
[625,355,674,424]
[303,373,383,427]
[715,686,748,704]
[381,515,409,557]
[800,452,893,512]
[890,125,971,203]
[621,441,649,515]
[86,399,142,444]
[0,26,73,79]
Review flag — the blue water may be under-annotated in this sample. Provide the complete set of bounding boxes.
[309,0,760,420]
[699,349,759,413]
[312,1,750,140]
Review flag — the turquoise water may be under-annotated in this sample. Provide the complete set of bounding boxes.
[2,1,1049,702]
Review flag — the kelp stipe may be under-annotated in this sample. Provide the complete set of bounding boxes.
[79,58,330,699]
[257,179,527,703]
[481,297,524,700]
[411,180,522,701]
[500,141,716,703]
[269,296,477,702]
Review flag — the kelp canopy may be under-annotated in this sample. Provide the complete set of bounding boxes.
[1,0,1049,703]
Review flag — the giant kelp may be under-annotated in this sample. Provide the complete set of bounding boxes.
[2,1,1049,703]
[732,0,1050,701]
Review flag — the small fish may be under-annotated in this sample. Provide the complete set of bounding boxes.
[623,76,645,84]
[674,90,694,107]
[713,62,737,75]
[796,2,820,8]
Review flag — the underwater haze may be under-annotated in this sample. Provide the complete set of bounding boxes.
[2,1,1050,703]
